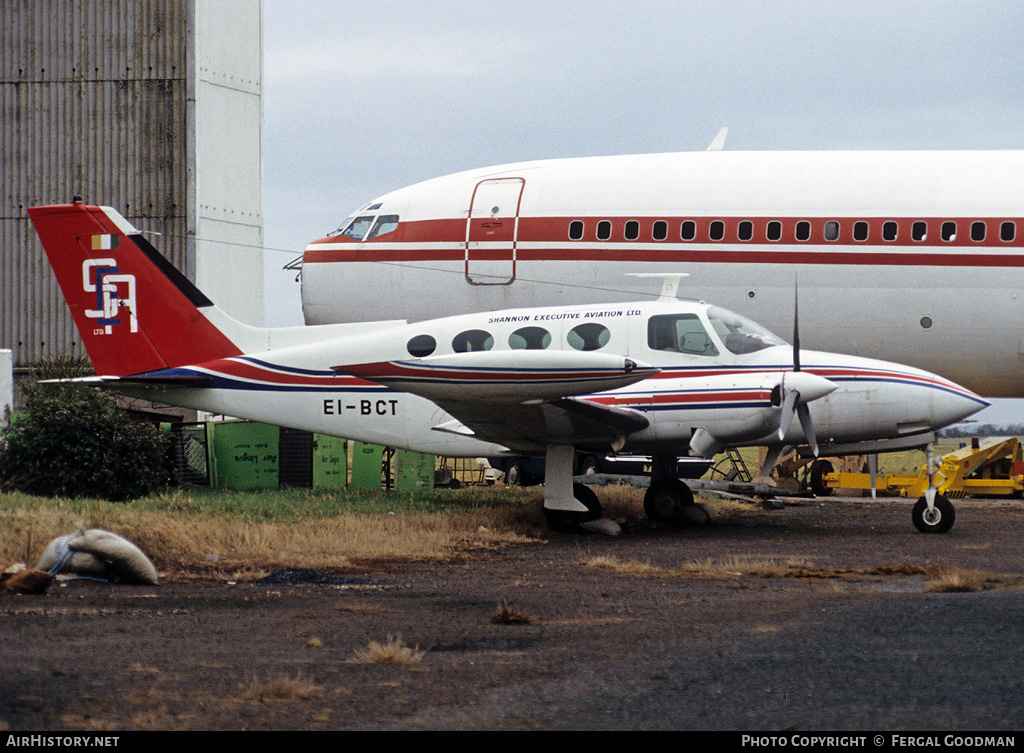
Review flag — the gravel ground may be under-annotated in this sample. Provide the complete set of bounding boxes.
[2,495,1023,731]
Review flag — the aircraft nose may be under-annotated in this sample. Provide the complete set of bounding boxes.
[930,382,990,428]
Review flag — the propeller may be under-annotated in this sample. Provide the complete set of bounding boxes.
[773,285,837,457]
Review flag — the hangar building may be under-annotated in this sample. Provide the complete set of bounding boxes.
[1,0,265,372]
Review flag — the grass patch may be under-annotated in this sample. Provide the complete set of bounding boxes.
[490,600,532,624]
[352,635,425,665]
[239,672,324,703]
[0,486,553,576]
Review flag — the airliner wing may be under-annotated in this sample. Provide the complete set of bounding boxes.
[333,350,655,452]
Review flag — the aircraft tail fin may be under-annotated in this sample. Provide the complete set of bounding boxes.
[28,200,248,377]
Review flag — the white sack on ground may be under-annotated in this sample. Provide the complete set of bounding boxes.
[37,529,159,585]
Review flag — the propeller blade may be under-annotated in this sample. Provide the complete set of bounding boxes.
[796,402,818,457]
[792,282,801,372]
[777,389,799,439]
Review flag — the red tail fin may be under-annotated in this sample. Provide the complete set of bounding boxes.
[28,201,243,376]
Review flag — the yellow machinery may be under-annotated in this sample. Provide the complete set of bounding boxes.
[820,437,1024,498]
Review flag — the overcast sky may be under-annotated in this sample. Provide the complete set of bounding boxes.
[258,0,1024,420]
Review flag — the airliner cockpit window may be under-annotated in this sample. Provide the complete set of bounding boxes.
[706,306,787,355]
[340,215,374,240]
[648,314,719,356]
[366,215,400,239]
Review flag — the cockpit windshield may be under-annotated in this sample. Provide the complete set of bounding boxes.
[334,211,400,241]
[706,306,788,355]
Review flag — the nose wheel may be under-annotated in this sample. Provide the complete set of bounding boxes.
[912,494,955,534]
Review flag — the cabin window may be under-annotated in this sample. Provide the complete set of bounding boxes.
[767,221,782,241]
[366,215,400,239]
[1001,221,1016,242]
[912,221,927,242]
[567,323,610,352]
[647,314,719,356]
[971,221,986,242]
[941,222,957,241]
[597,220,612,240]
[882,221,898,241]
[738,221,753,241]
[824,221,840,241]
[709,221,725,241]
[706,306,787,355]
[568,220,584,240]
[652,220,668,240]
[406,334,436,358]
[624,220,640,240]
[853,221,868,242]
[340,215,375,241]
[681,220,696,240]
[508,326,551,350]
[452,329,494,353]
[795,221,811,242]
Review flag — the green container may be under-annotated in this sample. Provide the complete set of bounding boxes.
[395,449,435,493]
[350,441,384,489]
[209,420,279,490]
[313,435,348,488]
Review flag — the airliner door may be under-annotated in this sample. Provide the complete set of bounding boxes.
[465,177,524,285]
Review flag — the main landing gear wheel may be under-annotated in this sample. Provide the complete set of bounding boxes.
[809,459,834,497]
[912,494,956,534]
[543,483,602,533]
[644,479,706,526]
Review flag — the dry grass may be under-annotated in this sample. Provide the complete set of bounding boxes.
[490,600,532,624]
[239,672,324,703]
[0,490,540,576]
[353,634,425,665]
[925,568,985,592]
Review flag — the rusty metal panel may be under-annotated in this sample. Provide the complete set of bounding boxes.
[1,0,190,366]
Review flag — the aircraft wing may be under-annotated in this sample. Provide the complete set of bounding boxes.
[333,350,656,453]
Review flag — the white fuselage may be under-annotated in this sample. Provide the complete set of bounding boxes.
[129,300,986,458]
[301,150,1024,397]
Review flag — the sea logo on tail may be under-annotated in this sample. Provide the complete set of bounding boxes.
[82,254,137,335]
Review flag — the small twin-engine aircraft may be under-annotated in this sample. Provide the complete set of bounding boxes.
[29,201,988,534]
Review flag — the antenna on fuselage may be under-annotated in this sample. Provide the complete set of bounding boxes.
[627,273,690,300]
[706,127,729,151]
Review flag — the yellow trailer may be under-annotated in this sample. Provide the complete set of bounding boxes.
[820,437,1024,499]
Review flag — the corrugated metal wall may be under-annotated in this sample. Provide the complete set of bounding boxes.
[0,0,189,366]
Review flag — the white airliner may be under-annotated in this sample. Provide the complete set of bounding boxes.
[29,201,987,534]
[301,149,1024,398]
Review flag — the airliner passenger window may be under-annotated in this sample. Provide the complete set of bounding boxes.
[795,221,811,241]
[824,221,840,241]
[767,221,782,241]
[509,326,551,350]
[452,329,494,352]
[567,323,610,351]
[341,215,374,240]
[738,221,753,241]
[681,220,696,240]
[912,221,927,242]
[709,221,724,241]
[366,215,400,239]
[853,222,868,242]
[1001,221,1016,242]
[597,221,612,240]
[625,220,640,240]
[942,222,957,241]
[569,221,584,240]
[971,221,986,242]
[653,221,668,240]
[883,222,898,241]
[648,314,719,356]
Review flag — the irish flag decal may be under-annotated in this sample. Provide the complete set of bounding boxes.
[91,234,119,251]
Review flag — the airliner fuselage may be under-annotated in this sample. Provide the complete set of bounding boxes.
[302,150,1024,397]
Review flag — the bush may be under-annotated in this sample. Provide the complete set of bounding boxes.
[0,357,172,501]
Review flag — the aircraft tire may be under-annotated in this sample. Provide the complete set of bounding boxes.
[505,459,524,487]
[643,479,695,525]
[543,483,602,533]
[912,494,956,534]
[809,459,834,497]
